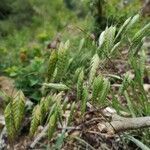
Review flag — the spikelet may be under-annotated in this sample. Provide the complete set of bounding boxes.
[40,96,52,121]
[4,102,16,140]
[44,95,52,112]
[48,110,58,140]
[81,87,88,115]
[12,90,25,131]
[98,26,116,55]
[46,103,57,123]
[46,92,63,122]
[106,26,116,50]
[115,17,132,41]
[56,97,63,118]
[55,41,70,82]
[77,69,84,100]
[98,31,105,48]
[54,92,63,100]
[47,50,58,82]
[92,76,103,103]
[43,83,69,91]
[98,79,110,104]
[126,14,140,31]
[89,54,100,86]
[39,97,47,123]
[29,105,41,137]
[131,22,150,48]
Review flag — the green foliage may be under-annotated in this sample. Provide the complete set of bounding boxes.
[90,0,106,36]
[104,0,141,25]
[73,67,83,83]
[81,87,88,115]
[0,0,34,36]
[124,91,136,117]
[64,0,89,17]
[130,49,146,85]
[119,73,132,94]
[4,66,20,77]
[54,130,66,150]
[68,102,76,125]
[15,57,44,101]
[77,69,84,100]
[126,135,150,150]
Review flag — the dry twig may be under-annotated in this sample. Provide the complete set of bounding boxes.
[104,114,150,134]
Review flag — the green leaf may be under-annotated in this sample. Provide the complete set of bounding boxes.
[30,79,39,86]
[119,73,132,94]
[124,91,136,117]
[127,135,150,150]
[54,131,66,150]
[68,102,76,125]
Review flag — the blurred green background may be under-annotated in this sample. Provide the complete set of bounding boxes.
[0,0,149,101]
